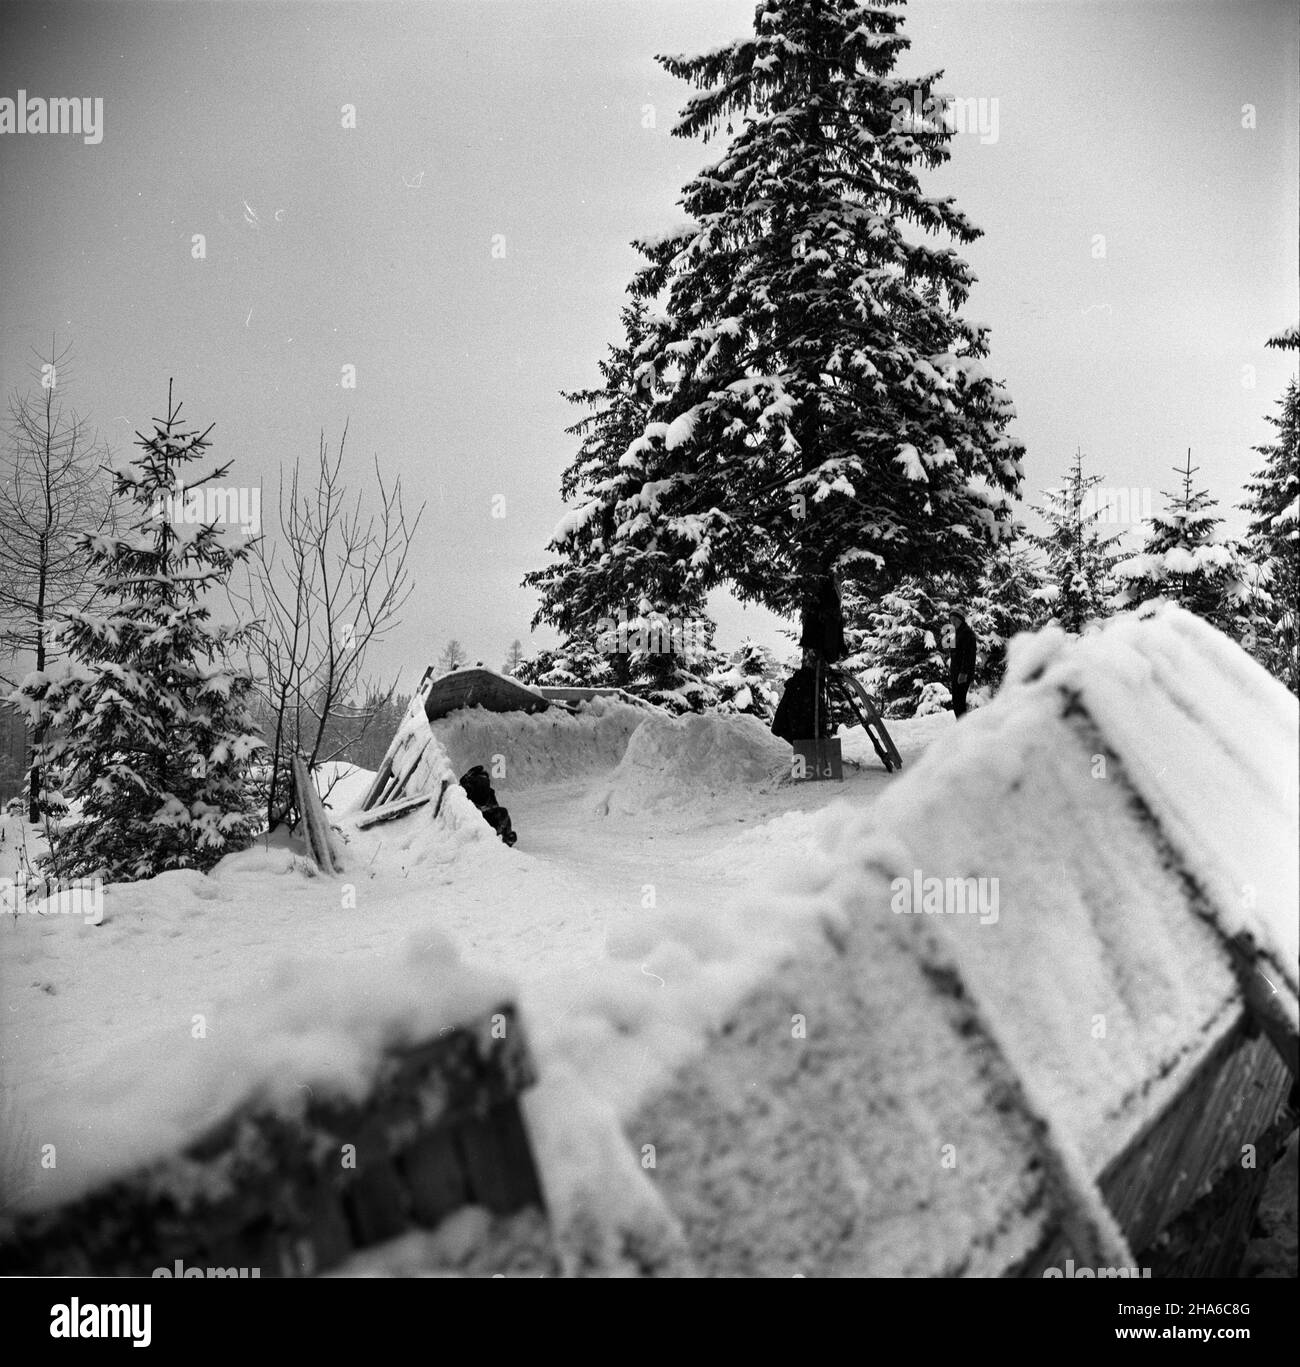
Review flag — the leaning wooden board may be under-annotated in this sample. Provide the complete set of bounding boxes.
[292,753,345,874]
[1016,1014,1293,1277]
[827,669,903,772]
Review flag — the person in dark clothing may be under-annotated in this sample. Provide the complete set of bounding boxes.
[458,765,517,846]
[771,650,834,744]
[799,575,847,664]
[947,610,978,718]
[775,571,846,745]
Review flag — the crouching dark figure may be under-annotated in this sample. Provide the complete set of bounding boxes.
[459,765,518,846]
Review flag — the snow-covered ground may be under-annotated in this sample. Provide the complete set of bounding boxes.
[0,696,944,1217]
[1,609,1295,1277]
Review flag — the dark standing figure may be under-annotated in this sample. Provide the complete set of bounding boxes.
[799,573,847,665]
[771,649,834,743]
[773,572,846,744]
[947,610,977,718]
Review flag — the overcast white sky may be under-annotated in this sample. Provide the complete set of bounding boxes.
[2,0,1296,686]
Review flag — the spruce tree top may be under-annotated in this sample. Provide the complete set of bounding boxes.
[1239,356,1298,690]
[1242,377,1299,556]
[552,0,1025,629]
[1113,450,1256,630]
[1031,448,1122,634]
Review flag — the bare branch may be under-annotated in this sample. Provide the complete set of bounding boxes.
[236,426,425,828]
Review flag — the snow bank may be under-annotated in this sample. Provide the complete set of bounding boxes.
[1,702,518,1216]
[432,700,790,820]
[519,608,1296,1274]
[431,697,647,793]
[8,609,1289,1276]
[591,711,789,817]
[1002,607,1299,982]
[5,928,512,1213]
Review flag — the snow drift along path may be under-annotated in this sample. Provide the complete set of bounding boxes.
[586,608,1298,1275]
[0,699,938,1217]
[10,610,1282,1279]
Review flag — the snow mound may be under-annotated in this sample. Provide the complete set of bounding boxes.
[528,609,1295,1274]
[431,697,647,792]
[591,711,789,817]
[1003,605,1298,977]
[9,930,512,1212]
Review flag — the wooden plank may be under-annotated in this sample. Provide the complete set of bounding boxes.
[828,669,902,772]
[339,1118,409,1246]
[352,793,433,830]
[1062,697,1298,1086]
[1016,1016,1294,1276]
[357,752,394,813]
[1225,930,1299,1082]
[455,1099,545,1215]
[292,754,344,874]
[384,738,430,804]
[1142,1110,1293,1277]
[399,1129,469,1227]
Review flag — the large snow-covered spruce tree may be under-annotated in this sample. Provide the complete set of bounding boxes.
[1031,449,1121,634]
[513,639,617,690]
[1112,452,1258,640]
[1241,356,1298,691]
[527,302,660,649]
[526,301,722,710]
[18,385,263,882]
[534,0,1023,659]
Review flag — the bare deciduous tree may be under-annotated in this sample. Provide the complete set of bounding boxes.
[437,639,468,673]
[235,424,424,830]
[0,341,112,819]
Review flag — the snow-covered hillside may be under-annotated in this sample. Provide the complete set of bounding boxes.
[0,690,936,1203]
[1,609,1294,1277]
